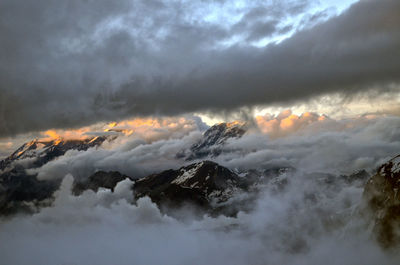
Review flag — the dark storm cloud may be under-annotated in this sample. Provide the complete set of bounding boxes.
[0,0,399,137]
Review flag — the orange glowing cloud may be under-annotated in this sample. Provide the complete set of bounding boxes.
[108,122,118,128]
[40,127,94,142]
[36,117,199,146]
[103,117,198,141]
[256,110,331,138]
[44,130,60,140]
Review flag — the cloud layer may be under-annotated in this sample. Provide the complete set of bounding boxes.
[1,0,399,136]
[1,112,400,264]
[23,113,400,182]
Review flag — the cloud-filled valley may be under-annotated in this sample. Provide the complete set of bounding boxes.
[1,112,400,264]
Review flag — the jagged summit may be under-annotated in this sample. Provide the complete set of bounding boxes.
[182,121,247,160]
[0,135,115,215]
[133,160,247,210]
[0,136,112,171]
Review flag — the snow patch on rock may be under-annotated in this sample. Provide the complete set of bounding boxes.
[172,162,204,185]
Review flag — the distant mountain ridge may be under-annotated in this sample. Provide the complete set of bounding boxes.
[0,136,111,171]
[2,123,400,251]
[0,135,112,215]
[0,125,250,215]
[179,121,247,160]
[0,124,375,217]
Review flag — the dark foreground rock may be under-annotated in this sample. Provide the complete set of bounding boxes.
[0,170,60,215]
[363,155,400,248]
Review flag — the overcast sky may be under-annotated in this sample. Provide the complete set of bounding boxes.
[0,0,399,138]
[1,3,400,262]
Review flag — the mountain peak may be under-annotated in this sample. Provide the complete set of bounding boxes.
[181,122,247,160]
[133,160,246,211]
[204,121,246,140]
[0,135,113,171]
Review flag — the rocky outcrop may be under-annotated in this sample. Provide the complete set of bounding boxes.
[73,171,133,195]
[363,155,400,248]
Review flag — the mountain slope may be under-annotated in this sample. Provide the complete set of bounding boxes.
[363,155,400,248]
[133,161,248,212]
[179,122,246,160]
[0,136,111,171]
[0,136,112,215]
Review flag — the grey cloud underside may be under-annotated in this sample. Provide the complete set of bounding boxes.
[1,0,400,136]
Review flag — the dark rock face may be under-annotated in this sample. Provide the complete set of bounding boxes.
[181,122,246,160]
[0,169,60,215]
[133,161,248,213]
[363,155,400,248]
[73,171,132,195]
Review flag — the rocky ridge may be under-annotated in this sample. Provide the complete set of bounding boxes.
[363,155,400,248]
